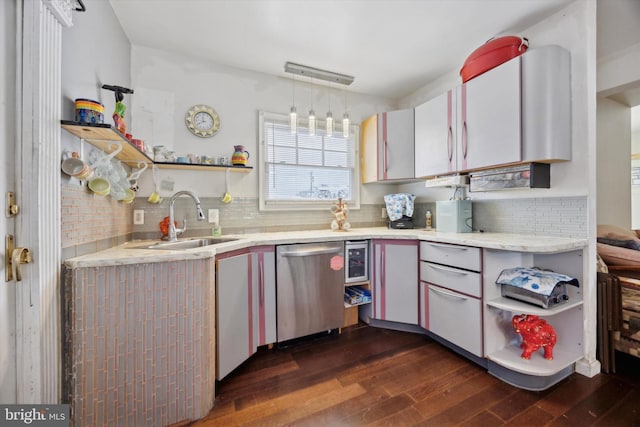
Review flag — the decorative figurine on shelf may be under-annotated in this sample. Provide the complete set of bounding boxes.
[330,198,350,231]
[512,314,557,360]
[113,100,126,134]
[102,84,134,135]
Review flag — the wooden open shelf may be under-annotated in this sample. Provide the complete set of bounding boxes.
[154,162,252,172]
[61,121,252,172]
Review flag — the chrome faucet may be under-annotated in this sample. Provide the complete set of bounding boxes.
[168,190,206,241]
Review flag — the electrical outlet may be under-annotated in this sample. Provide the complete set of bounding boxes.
[381,208,387,219]
[133,209,144,225]
[208,208,219,224]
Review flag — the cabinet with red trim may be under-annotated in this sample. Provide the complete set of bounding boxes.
[361,108,414,183]
[414,45,570,178]
[250,246,276,348]
[414,89,457,178]
[216,246,276,380]
[369,239,419,324]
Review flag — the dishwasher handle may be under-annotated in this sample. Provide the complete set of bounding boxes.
[280,247,342,257]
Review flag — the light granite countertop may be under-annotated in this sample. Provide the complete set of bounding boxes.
[64,227,588,269]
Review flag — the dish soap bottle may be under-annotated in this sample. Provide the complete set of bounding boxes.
[426,210,433,230]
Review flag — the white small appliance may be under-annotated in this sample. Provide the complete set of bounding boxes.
[436,200,472,233]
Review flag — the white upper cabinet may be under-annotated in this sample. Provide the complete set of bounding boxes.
[415,90,456,178]
[361,108,415,183]
[378,109,415,180]
[414,45,571,178]
[520,45,571,163]
[459,57,521,171]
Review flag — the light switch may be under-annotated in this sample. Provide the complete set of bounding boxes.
[133,209,144,225]
[208,209,219,224]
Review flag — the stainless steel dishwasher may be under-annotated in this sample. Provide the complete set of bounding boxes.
[276,242,345,342]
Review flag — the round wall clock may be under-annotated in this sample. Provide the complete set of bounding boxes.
[185,104,220,138]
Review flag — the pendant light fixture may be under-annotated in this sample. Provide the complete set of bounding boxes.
[289,74,297,133]
[342,86,350,138]
[283,62,354,138]
[308,76,316,136]
[326,85,334,137]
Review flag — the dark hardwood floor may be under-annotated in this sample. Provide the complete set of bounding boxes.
[191,324,640,427]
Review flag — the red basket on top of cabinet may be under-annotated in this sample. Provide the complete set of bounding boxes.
[460,36,529,83]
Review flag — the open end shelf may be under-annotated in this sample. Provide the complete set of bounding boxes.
[485,297,583,316]
[486,344,582,376]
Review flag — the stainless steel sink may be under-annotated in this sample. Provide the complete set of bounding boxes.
[131,237,238,250]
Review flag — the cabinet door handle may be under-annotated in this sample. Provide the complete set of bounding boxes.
[427,263,469,276]
[430,285,468,301]
[462,121,468,159]
[384,140,389,175]
[447,126,453,164]
[380,245,386,290]
[424,242,469,252]
[259,257,264,308]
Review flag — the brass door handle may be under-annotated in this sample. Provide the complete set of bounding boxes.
[5,235,32,282]
[11,247,32,282]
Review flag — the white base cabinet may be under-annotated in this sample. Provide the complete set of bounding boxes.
[216,250,252,380]
[418,240,586,390]
[420,242,483,357]
[370,239,418,324]
[216,246,276,380]
[428,284,483,357]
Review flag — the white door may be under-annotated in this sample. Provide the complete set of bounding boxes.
[0,0,18,404]
[2,0,68,404]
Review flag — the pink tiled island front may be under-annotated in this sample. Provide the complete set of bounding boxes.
[63,258,215,426]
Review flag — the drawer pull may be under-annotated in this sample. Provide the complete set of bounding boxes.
[427,263,469,276]
[430,286,468,301]
[424,242,468,251]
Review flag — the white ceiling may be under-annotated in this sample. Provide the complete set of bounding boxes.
[109,0,576,99]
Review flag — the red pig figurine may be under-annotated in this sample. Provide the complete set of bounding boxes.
[512,314,557,360]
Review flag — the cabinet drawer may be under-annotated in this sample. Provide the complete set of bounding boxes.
[428,284,482,357]
[421,261,481,297]
[420,241,481,271]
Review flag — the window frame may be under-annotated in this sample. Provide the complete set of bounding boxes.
[258,111,361,211]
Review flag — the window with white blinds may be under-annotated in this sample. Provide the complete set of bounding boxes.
[259,111,359,210]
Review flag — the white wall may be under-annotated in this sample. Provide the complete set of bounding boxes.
[596,0,640,230]
[129,46,397,205]
[61,0,131,156]
[397,0,593,203]
[597,97,631,227]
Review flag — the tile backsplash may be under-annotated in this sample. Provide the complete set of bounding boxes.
[61,184,588,259]
[61,184,133,259]
[471,196,587,238]
[131,197,388,239]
